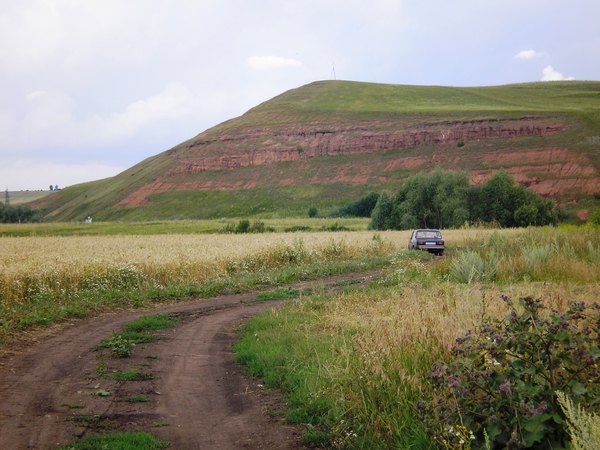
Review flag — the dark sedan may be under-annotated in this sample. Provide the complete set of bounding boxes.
[408,229,445,255]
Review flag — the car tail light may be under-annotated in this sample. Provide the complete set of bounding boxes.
[439,240,444,245]
[417,240,426,245]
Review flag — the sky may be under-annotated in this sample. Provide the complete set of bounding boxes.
[1,0,599,191]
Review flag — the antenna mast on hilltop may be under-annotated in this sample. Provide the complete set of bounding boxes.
[332,62,337,81]
[4,187,9,205]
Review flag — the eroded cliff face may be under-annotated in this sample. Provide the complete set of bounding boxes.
[115,116,600,210]
[166,118,564,175]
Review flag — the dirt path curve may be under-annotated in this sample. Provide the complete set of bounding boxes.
[0,271,378,449]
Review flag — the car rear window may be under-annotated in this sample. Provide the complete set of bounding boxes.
[416,230,441,239]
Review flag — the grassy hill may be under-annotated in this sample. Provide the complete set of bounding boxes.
[34,80,600,221]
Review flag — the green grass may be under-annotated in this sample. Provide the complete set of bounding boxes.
[123,314,179,332]
[0,217,370,236]
[234,285,436,449]
[255,287,301,301]
[59,432,169,450]
[106,370,153,381]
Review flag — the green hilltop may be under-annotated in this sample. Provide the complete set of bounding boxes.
[34,80,600,221]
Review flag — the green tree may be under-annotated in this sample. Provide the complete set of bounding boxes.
[372,169,470,230]
[369,192,392,230]
[335,192,380,217]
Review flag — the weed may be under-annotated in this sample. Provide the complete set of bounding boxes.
[558,391,600,450]
[96,354,107,378]
[121,395,148,403]
[100,333,135,358]
[71,415,100,426]
[123,313,179,333]
[106,370,153,381]
[152,419,169,428]
[90,389,111,397]
[255,287,301,301]
[61,403,84,409]
[58,432,169,450]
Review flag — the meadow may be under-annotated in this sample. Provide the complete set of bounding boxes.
[235,226,600,449]
[2,223,598,449]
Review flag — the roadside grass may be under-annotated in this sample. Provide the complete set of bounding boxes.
[58,432,169,450]
[235,227,600,449]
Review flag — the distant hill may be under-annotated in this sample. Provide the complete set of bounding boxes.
[34,80,600,221]
[4,190,53,206]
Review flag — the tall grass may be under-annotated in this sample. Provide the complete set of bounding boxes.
[446,227,600,283]
[236,227,600,449]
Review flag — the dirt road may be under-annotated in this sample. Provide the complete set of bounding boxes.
[0,272,377,449]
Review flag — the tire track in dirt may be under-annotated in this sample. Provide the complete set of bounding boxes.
[0,271,378,449]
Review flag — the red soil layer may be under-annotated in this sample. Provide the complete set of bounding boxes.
[115,119,600,209]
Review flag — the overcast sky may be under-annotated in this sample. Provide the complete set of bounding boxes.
[1,0,599,190]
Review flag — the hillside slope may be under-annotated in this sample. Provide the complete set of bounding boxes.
[35,80,600,221]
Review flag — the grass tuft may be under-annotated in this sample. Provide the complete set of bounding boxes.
[58,432,169,450]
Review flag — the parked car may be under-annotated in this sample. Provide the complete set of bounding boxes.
[408,229,445,255]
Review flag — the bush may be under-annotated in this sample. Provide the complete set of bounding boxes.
[449,250,499,283]
[222,220,274,233]
[308,207,319,218]
[0,203,41,223]
[423,296,600,449]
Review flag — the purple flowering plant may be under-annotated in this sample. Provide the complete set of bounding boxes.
[423,296,599,449]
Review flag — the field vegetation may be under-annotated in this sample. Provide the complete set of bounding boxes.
[0,229,401,343]
[0,227,515,345]
[235,227,600,449]
[2,220,598,448]
[0,217,370,237]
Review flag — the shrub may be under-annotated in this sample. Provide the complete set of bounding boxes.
[308,207,318,218]
[222,219,274,233]
[423,296,600,449]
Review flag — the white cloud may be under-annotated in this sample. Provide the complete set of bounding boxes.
[514,49,543,60]
[0,158,126,191]
[541,65,575,81]
[0,82,196,153]
[85,82,196,141]
[247,55,303,71]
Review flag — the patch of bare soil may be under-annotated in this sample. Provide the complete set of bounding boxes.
[0,271,378,449]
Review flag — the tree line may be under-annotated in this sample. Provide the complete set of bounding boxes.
[0,204,40,223]
[334,170,557,229]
